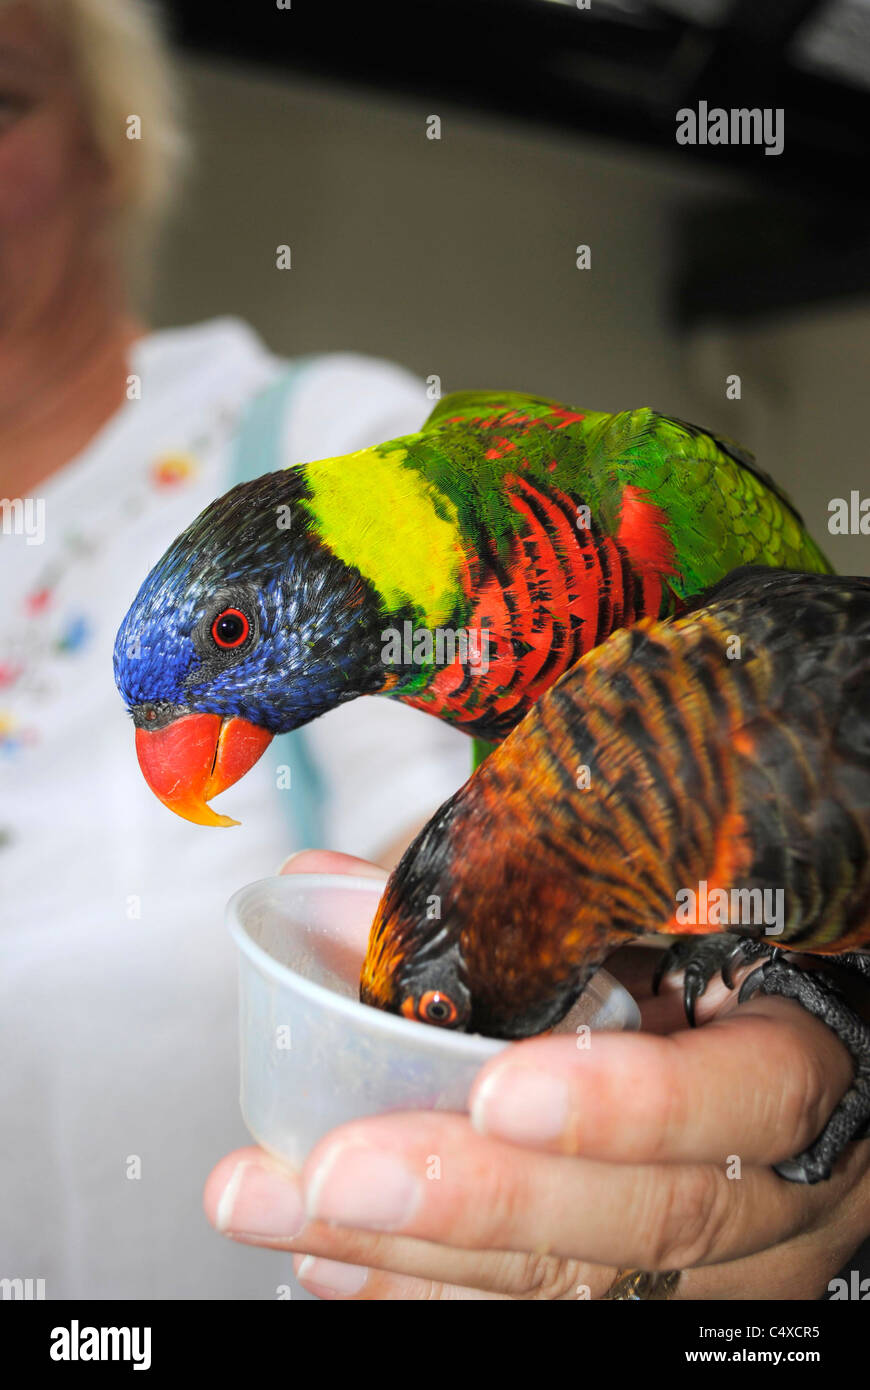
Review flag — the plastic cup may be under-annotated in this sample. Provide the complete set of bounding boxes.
[227,872,641,1170]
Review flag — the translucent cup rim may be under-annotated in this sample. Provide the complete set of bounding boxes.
[226,873,509,1062]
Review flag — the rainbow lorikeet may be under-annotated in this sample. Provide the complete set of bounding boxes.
[114,391,831,826]
[360,567,870,1184]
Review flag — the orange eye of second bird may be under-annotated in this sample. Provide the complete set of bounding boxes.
[211,608,250,649]
[417,990,458,1026]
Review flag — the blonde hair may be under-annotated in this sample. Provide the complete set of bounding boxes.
[2,0,187,232]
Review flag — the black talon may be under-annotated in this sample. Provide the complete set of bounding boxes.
[652,933,774,1025]
[737,964,765,1004]
[721,938,768,990]
[737,947,783,1004]
[651,953,669,998]
[652,939,697,997]
[684,977,698,1029]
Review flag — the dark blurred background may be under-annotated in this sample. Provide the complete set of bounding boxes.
[142,0,870,575]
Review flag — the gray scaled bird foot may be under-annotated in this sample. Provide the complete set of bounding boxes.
[738,952,870,1185]
[652,932,772,1026]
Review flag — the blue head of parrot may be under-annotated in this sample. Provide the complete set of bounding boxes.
[113,469,387,825]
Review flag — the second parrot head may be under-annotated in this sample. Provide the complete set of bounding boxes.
[113,470,387,826]
[360,782,598,1040]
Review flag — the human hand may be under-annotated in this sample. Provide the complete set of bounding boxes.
[204,852,870,1299]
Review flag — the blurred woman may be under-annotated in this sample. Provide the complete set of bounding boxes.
[0,0,468,1298]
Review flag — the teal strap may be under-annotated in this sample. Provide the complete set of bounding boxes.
[229,357,325,848]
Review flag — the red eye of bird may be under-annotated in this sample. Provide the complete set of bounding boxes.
[417,990,459,1027]
[211,608,250,649]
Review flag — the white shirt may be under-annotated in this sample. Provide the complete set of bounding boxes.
[0,319,470,1298]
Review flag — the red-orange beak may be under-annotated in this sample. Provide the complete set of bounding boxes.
[134,712,273,827]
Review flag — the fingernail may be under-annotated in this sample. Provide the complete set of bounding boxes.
[306,1144,421,1231]
[275,850,309,875]
[275,850,386,879]
[472,1066,569,1144]
[215,1159,305,1239]
[296,1256,369,1297]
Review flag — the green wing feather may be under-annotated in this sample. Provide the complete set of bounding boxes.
[420,393,830,591]
[577,408,831,592]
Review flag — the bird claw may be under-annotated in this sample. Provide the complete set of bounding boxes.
[656,941,870,1182]
[736,958,770,1004]
[683,958,716,1028]
[734,952,870,1184]
[721,938,757,990]
[653,933,771,1027]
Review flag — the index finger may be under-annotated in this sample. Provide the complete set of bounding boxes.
[470,996,856,1168]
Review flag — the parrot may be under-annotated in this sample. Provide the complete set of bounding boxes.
[360,566,870,1184]
[114,391,832,826]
